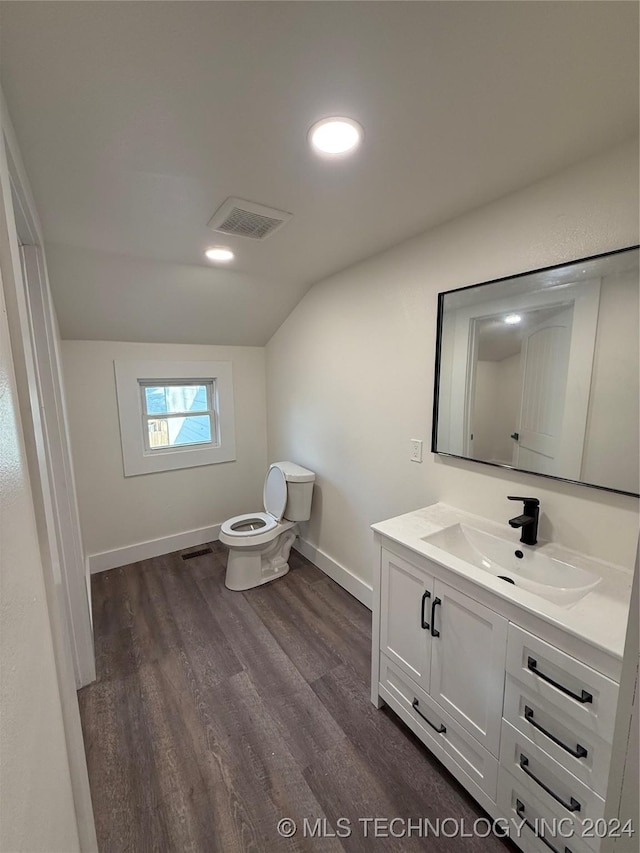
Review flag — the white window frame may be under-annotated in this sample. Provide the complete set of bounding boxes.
[114,360,236,476]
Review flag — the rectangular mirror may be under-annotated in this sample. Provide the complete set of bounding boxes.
[432,246,639,497]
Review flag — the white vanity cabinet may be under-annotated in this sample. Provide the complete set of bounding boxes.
[377,547,508,802]
[380,548,508,755]
[372,530,623,853]
[379,548,433,690]
[498,625,619,853]
[430,580,508,756]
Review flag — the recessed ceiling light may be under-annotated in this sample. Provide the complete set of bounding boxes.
[504,314,522,325]
[205,246,234,263]
[308,116,363,156]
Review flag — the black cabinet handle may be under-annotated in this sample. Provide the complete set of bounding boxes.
[527,657,593,704]
[516,800,573,853]
[430,597,441,637]
[412,698,446,733]
[420,590,431,629]
[524,706,588,759]
[519,755,581,812]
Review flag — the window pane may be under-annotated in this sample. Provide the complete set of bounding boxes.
[147,415,212,449]
[144,384,209,415]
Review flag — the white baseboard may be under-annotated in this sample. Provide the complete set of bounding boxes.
[88,526,373,612]
[88,524,221,574]
[294,537,373,610]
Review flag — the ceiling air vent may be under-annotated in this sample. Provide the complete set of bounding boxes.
[207,197,292,240]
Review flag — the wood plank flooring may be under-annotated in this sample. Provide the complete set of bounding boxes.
[79,543,516,853]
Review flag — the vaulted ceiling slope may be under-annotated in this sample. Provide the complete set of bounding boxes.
[1,1,638,346]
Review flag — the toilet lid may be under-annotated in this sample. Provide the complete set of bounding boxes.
[263,465,287,521]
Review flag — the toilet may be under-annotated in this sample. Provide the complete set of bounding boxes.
[220,461,315,591]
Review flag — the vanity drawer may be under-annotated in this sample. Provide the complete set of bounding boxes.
[500,721,604,851]
[503,675,611,797]
[506,625,618,742]
[497,767,597,853]
[379,655,498,801]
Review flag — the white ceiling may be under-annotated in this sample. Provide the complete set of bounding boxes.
[477,306,566,362]
[1,1,638,345]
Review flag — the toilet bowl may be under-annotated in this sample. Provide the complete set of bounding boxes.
[220,461,315,591]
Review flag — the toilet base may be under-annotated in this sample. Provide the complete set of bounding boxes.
[223,528,297,591]
[225,553,290,591]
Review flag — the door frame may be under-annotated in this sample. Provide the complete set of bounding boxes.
[446,281,600,467]
[4,113,94,688]
[18,242,96,684]
[1,91,97,851]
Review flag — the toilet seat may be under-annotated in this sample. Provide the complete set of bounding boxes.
[221,465,289,540]
[220,512,278,538]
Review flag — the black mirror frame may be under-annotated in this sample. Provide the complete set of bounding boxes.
[431,244,640,499]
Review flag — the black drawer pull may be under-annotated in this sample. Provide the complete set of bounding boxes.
[420,590,431,629]
[516,800,573,853]
[412,698,446,733]
[524,706,588,759]
[430,597,441,637]
[519,755,581,812]
[527,657,593,704]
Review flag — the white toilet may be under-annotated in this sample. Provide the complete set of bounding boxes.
[220,461,315,591]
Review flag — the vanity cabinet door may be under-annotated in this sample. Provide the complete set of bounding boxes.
[380,549,432,692]
[429,580,508,757]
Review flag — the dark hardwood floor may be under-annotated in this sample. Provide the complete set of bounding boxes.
[79,543,515,852]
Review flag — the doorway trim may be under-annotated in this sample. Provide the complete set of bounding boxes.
[7,139,95,688]
[1,90,97,852]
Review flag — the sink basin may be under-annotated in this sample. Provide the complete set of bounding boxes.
[422,523,602,607]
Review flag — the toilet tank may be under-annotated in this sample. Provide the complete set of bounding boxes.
[271,461,315,521]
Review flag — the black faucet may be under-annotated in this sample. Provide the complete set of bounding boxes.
[507,496,540,546]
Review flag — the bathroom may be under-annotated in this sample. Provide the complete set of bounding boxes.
[0,3,638,853]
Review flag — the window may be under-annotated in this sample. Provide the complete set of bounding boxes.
[114,360,236,476]
[141,381,215,451]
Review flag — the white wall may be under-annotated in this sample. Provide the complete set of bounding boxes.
[472,354,520,465]
[471,361,498,461]
[266,139,640,590]
[62,340,267,562]
[494,353,520,464]
[0,269,81,853]
[582,269,639,494]
[1,90,95,852]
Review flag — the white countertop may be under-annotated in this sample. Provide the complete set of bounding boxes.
[372,502,633,661]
